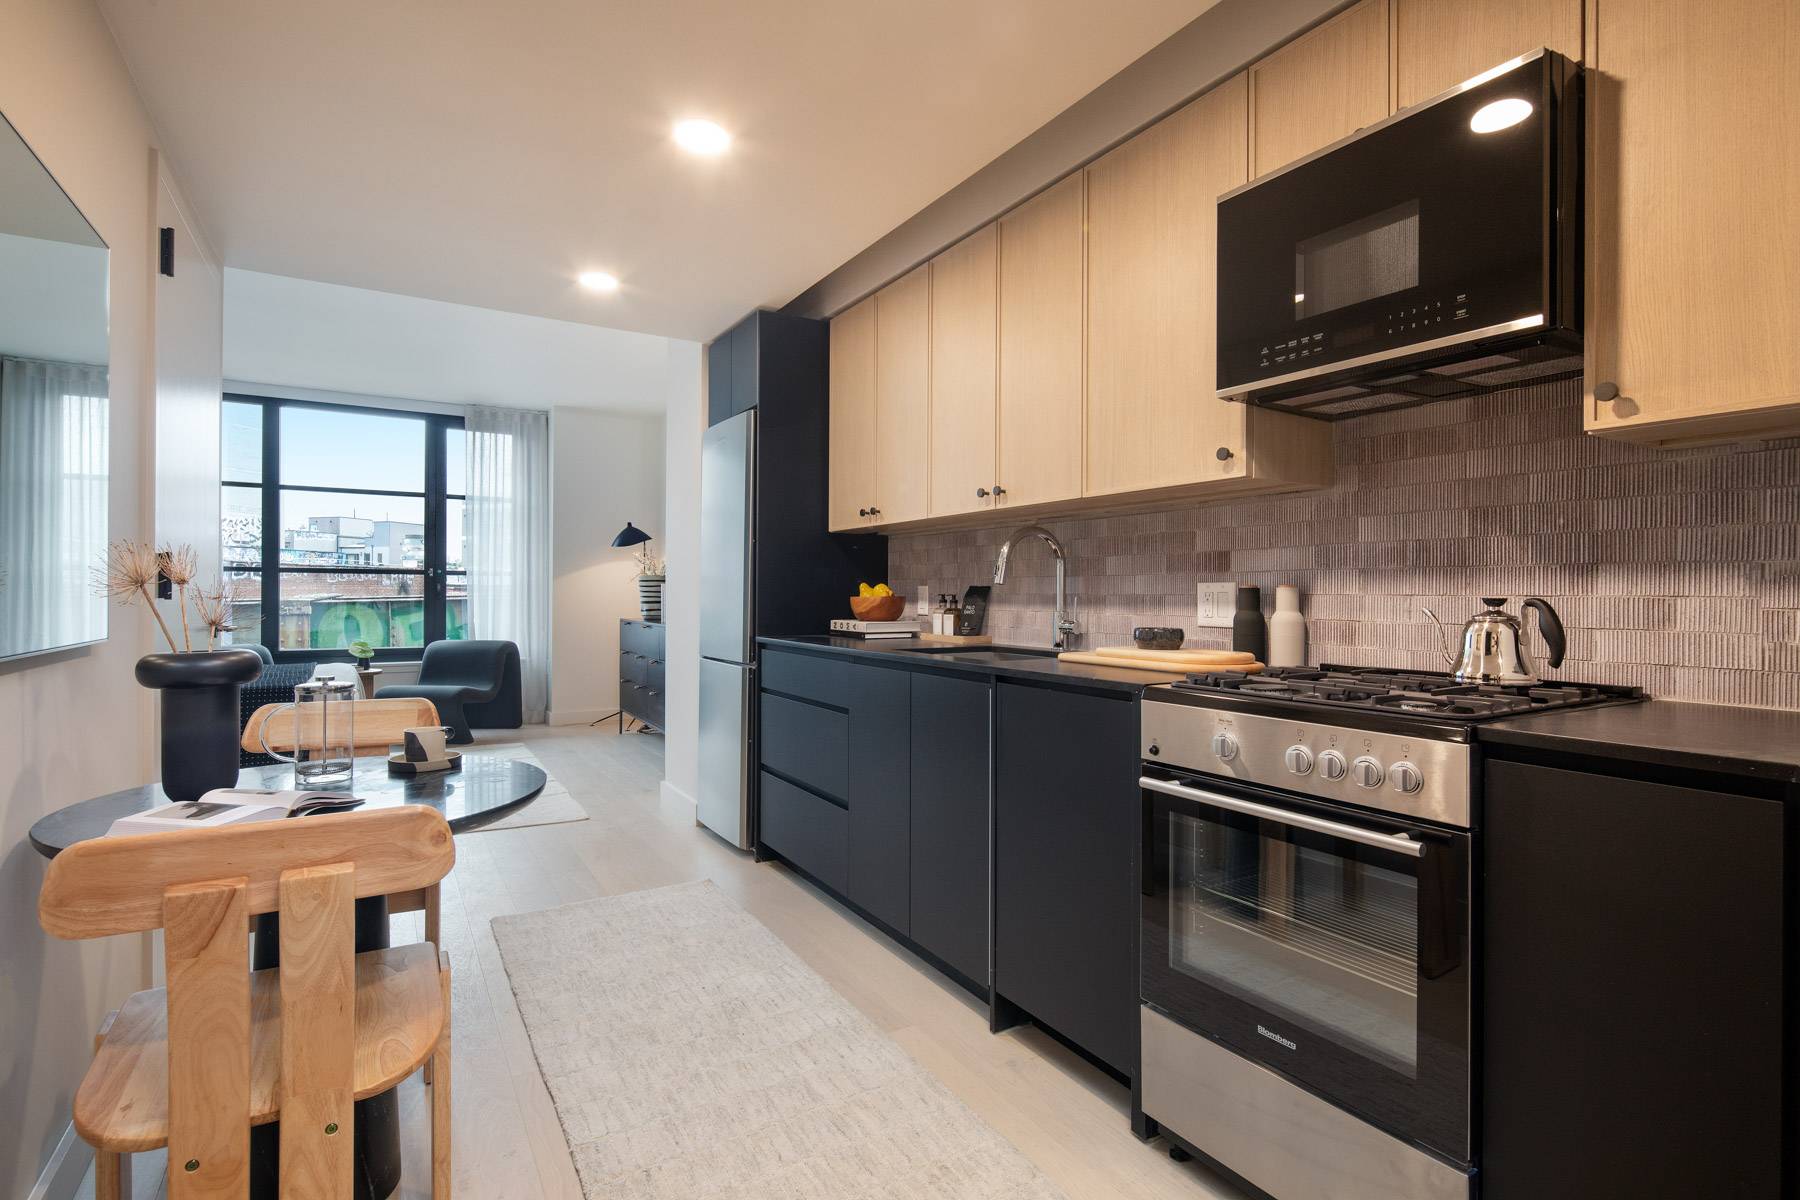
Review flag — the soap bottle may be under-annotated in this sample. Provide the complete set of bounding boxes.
[1268,584,1305,668]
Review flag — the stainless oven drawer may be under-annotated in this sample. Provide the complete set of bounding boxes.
[1141,1008,1471,1200]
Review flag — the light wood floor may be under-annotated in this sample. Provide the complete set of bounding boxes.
[85,723,1248,1200]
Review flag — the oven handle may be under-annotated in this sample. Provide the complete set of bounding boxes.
[1139,776,1426,858]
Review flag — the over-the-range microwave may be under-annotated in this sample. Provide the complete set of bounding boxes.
[1217,49,1582,419]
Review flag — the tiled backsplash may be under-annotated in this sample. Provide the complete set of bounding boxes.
[889,379,1800,710]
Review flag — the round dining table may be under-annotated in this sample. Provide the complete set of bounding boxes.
[29,750,549,1200]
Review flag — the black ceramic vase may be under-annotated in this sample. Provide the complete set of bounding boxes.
[135,649,264,801]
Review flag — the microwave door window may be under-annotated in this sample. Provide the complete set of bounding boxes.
[1168,810,1421,1076]
[1294,200,1421,321]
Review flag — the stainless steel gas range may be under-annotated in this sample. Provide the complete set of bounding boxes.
[1135,666,1640,1200]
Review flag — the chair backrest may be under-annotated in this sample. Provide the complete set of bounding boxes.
[311,662,359,683]
[418,639,512,698]
[242,697,442,755]
[39,807,454,1199]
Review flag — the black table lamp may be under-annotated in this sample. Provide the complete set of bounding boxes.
[612,522,653,549]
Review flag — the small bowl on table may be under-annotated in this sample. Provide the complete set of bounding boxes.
[850,594,906,622]
[1133,626,1185,651]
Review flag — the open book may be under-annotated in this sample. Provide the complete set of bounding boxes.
[106,788,365,837]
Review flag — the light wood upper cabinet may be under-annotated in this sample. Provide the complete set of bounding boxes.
[1393,0,1581,108]
[998,174,1085,510]
[874,265,931,524]
[928,225,998,518]
[1250,0,1391,178]
[1086,75,1250,498]
[827,297,877,531]
[1585,0,1800,443]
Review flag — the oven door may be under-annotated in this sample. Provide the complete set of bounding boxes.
[1140,768,1470,1163]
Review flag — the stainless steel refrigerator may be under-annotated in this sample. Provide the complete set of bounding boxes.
[697,408,756,847]
[694,310,886,851]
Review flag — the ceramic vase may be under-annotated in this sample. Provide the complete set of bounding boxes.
[637,574,665,623]
[135,648,264,801]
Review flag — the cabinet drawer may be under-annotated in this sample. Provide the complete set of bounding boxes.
[619,650,649,686]
[759,693,848,800]
[760,649,849,709]
[646,658,665,693]
[621,620,663,659]
[759,771,848,895]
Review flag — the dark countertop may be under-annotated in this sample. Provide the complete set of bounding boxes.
[757,635,1186,694]
[1480,699,1800,785]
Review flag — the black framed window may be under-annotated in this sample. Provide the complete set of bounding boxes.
[221,394,467,663]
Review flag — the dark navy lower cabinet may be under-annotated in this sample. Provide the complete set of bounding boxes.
[848,664,912,935]
[1481,758,1786,1200]
[909,672,992,986]
[993,681,1139,1080]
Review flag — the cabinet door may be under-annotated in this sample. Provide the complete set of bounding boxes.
[1249,0,1391,178]
[998,174,1084,508]
[993,682,1139,1078]
[706,335,733,426]
[1482,760,1784,1199]
[874,264,931,525]
[729,314,759,415]
[1393,0,1581,108]
[1085,75,1249,498]
[827,297,877,531]
[909,672,990,986]
[847,664,911,935]
[928,225,998,518]
[1585,0,1800,442]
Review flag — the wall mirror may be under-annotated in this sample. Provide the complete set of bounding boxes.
[0,108,109,662]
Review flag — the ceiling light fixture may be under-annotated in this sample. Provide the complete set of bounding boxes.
[578,271,620,293]
[1470,97,1534,133]
[673,118,732,156]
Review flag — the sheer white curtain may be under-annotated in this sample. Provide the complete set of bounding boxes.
[0,357,109,658]
[465,405,551,722]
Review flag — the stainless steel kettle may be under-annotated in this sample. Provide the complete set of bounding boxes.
[1422,597,1566,685]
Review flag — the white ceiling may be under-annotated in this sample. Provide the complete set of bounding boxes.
[224,268,671,413]
[98,1,1211,341]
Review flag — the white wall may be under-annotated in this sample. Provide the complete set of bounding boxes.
[548,409,665,724]
[659,340,704,808]
[0,2,219,1194]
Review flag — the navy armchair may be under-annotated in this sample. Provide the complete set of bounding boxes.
[377,639,522,744]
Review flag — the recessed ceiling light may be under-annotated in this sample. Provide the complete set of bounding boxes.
[1470,97,1533,133]
[578,271,620,293]
[673,118,732,156]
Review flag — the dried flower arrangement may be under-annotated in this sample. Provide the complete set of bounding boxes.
[634,547,666,577]
[94,539,236,652]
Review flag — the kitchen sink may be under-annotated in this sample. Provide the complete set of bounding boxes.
[931,650,1055,664]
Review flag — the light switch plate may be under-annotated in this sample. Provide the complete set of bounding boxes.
[1197,582,1235,628]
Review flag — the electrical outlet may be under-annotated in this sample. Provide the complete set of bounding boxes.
[1197,582,1235,628]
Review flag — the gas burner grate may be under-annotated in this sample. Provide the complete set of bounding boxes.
[1171,664,1641,722]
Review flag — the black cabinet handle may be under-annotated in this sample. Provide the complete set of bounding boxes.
[993,485,1006,497]
[1595,381,1620,402]
[1216,446,1234,461]
[858,507,870,517]
[869,507,882,517]
[976,487,989,498]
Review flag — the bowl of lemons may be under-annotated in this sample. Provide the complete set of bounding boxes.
[850,582,905,622]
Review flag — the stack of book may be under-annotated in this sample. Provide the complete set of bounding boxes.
[828,618,918,640]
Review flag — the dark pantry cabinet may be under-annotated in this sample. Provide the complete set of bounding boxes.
[1481,759,1787,1200]
[994,681,1139,1079]
[708,309,811,426]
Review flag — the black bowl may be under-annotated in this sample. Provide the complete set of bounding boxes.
[1133,626,1184,651]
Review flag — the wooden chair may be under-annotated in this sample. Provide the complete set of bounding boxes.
[242,697,443,759]
[38,806,456,1199]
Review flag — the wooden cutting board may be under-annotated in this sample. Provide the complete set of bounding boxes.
[1089,646,1257,666]
[1058,651,1265,675]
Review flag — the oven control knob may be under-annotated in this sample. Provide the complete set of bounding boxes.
[1390,761,1424,795]
[1283,745,1314,776]
[1352,756,1385,789]
[1317,750,1348,781]
[1210,732,1239,762]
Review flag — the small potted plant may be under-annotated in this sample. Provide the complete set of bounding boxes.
[634,547,666,623]
[350,639,375,667]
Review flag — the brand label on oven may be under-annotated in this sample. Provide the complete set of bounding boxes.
[1257,1024,1298,1051]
